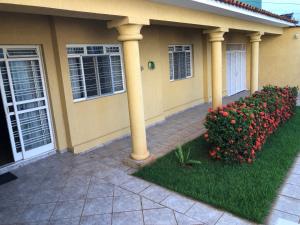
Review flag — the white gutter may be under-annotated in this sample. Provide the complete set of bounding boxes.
[151,0,296,27]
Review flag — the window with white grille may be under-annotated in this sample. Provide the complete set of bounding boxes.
[66,44,125,101]
[168,45,193,81]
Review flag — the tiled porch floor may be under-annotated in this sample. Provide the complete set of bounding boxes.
[0,92,300,225]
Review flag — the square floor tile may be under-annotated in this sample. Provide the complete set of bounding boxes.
[18,203,56,222]
[274,195,300,216]
[103,170,132,185]
[65,175,91,188]
[80,214,111,225]
[186,202,223,225]
[161,195,195,213]
[113,186,133,197]
[0,206,26,224]
[286,174,300,186]
[140,185,170,203]
[59,185,88,201]
[281,184,300,200]
[31,188,62,204]
[120,177,151,194]
[51,200,85,219]
[87,183,114,198]
[267,209,300,225]
[143,208,177,225]
[113,194,141,213]
[174,212,203,225]
[82,197,113,216]
[112,211,143,225]
[49,217,80,225]
[141,197,164,210]
[215,213,253,225]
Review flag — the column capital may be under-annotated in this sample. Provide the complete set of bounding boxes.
[248,31,264,43]
[107,17,150,42]
[204,27,229,42]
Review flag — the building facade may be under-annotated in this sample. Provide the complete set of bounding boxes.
[0,0,299,167]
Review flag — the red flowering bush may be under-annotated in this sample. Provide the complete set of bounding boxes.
[204,86,298,163]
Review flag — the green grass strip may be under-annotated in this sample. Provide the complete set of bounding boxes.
[134,107,300,223]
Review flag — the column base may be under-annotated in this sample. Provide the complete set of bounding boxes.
[123,154,156,169]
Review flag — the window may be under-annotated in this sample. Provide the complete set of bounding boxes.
[168,45,193,81]
[66,44,125,101]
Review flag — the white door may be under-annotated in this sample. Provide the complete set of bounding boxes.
[226,44,246,96]
[0,46,54,162]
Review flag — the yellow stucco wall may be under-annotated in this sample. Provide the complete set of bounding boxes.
[157,26,205,116]
[259,27,300,88]
[0,12,69,151]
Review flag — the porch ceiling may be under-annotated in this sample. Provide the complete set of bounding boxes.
[0,0,286,34]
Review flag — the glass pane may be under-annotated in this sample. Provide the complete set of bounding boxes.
[9,60,44,102]
[106,46,120,53]
[17,100,45,111]
[173,52,180,80]
[87,46,104,55]
[185,52,191,77]
[10,115,22,153]
[19,108,51,151]
[173,52,186,80]
[0,61,12,103]
[175,46,183,52]
[97,55,113,95]
[169,53,174,80]
[9,105,14,113]
[0,49,4,58]
[7,48,38,58]
[67,47,84,55]
[110,55,124,92]
[82,56,99,98]
[68,57,85,99]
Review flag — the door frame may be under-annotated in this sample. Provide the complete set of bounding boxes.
[0,45,56,162]
[226,43,247,96]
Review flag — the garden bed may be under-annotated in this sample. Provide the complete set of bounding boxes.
[134,107,300,223]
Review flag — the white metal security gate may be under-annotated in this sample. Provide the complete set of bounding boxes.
[0,46,54,162]
[226,44,246,96]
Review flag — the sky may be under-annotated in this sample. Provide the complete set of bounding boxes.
[241,0,300,22]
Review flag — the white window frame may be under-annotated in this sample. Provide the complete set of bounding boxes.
[66,44,126,102]
[168,44,193,81]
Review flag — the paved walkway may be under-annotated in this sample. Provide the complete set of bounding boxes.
[0,92,299,225]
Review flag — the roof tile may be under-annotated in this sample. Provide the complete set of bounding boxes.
[215,0,298,24]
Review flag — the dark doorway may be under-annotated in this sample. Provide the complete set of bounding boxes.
[0,91,13,166]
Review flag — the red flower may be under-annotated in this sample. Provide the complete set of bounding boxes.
[230,119,236,124]
[222,112,229,117]
[210,150,217,157]
[204,133,209,139]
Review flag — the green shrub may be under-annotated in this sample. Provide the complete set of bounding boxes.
[204,85,298,163]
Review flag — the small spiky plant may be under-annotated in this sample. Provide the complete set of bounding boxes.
[175,145,201,167]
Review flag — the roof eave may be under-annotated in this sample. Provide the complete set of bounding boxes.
[151,0,296,28]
